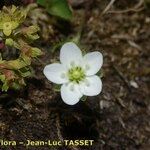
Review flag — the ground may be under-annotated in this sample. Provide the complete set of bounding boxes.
[0,0,150,150]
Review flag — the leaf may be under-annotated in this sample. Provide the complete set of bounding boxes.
[37,0,72,20]
[12,82,22,90]
[31,47,43,57]
[6,57,31,70]
[2,81,9,92]
[18,67,32,78]
[0,75,5,82]
[5,38,14,47]
[37,0,47,6]
[22,25,40,40]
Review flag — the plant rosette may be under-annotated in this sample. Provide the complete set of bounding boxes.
[44,42,103,105]
[0,5,42,92]
[0,5,27,36]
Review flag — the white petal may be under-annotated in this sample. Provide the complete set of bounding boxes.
[43,63,68,84]
[60,42,82,67]
[61,83,83,105]
[80,75,102,96]
[83,52,103,76]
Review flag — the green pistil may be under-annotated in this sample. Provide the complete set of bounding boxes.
[68,66,85,83]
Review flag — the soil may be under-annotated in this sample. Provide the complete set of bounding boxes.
[0,0,150,150]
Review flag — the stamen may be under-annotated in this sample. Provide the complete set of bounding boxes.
[68,66,85,83]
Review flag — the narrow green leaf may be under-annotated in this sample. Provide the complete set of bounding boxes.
[0,75,5,82]
[2,81,9,92]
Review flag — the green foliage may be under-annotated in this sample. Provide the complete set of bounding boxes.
[37,0,72,20]
[0,5,42,92]
[54,84,61,92]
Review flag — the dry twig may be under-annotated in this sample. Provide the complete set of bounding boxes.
[107,0,144,14]
[102,0,116,14]
[128,40,142,51]
[102,0,144,15]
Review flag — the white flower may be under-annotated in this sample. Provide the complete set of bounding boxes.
[43,42,103,105]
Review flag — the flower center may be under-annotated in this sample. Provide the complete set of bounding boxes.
[3,22,12,30]
[68,66,85,83]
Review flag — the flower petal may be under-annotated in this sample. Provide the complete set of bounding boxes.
[60,42,82,67]
[61,83,83,105]
[80,75,102,96]
[83,52,103,76]
[43,63,68,84]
